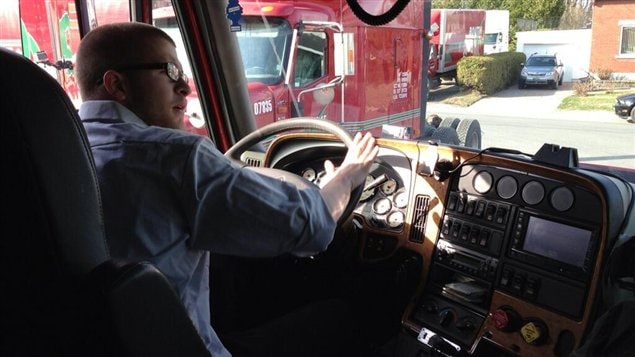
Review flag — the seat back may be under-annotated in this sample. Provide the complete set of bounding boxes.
[0,47,209,356]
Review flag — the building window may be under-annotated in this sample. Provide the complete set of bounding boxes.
[619,21,635,58]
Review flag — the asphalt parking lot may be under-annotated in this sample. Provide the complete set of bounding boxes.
[427,82,622,123]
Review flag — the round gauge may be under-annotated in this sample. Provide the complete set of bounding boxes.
[373,198,392,215]
[394,190,409,208]
[360,175,376,201]
[386,211,405,228]
[301,168,317,182]
[381,178,398,195]
[550,186,574,212]
[497,175,518,199]
[473,171,493,194]
[522,180,545,205]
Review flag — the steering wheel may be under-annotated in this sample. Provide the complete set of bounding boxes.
[225,117,364,226]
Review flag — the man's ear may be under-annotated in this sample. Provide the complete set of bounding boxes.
[102,70,127,101]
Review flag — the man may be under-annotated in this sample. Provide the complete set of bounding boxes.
[75,22,378,356]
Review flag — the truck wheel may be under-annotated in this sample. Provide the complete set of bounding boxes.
[457,118,482,149]
[558,75,563,86]
[440,117,460,129]
[430,126,460,146]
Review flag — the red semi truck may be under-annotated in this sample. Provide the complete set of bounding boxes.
[428,8,486,84]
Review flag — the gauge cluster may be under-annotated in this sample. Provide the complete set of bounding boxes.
[357,167,408,231]
[298,162,408,230]
[268,140,414,231]
[293,161,411,231]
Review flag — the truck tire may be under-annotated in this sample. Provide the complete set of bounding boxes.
[430,126,460,146]
[440,117,460,129]
[457,118,482,149]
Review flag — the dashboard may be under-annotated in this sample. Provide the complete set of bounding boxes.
[248,133,633,357]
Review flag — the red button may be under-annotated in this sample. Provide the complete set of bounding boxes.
[493,308,510,330]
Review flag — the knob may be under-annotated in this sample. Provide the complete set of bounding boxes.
[456,317,477,331]
[520,319,549,346]
[492,306,522,332]
[439,309,455,327]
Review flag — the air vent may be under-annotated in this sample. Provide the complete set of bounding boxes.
[409,195,430,243]
[240,151,264,167]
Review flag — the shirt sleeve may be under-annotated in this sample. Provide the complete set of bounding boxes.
[181,138,336,257]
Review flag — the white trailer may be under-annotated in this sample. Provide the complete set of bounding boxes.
[484,10,509,54]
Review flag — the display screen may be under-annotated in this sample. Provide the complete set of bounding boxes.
[522,216,593,268]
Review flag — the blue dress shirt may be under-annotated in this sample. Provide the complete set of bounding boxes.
[79,101,336,356]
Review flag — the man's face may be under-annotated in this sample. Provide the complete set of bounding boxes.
[118,37,192,130]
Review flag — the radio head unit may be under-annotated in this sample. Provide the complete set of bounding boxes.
[510,210,598,281]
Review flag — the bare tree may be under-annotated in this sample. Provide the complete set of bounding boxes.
[559,0,592,29]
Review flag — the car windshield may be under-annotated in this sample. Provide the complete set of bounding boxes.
[526,57,556,66]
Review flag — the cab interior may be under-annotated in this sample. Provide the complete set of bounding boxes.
[1,1,634,357]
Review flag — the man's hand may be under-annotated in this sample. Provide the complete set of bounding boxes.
[319,132,379,221]
[320,132,378,190]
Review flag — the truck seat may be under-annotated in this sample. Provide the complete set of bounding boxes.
[0,47,209,357]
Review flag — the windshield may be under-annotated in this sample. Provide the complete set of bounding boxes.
[526,57,556,66]
[484,33,499,45]
[236,16,291,85]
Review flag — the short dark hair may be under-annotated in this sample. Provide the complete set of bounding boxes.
[75,22,176,100]
[426,114,442,127]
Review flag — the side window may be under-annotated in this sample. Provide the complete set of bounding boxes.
[151,1,207,136]
[619,22,634,56]
[93,0,131,25]
[294,31,326,87]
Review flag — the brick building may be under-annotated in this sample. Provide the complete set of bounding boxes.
[590,0,635,79]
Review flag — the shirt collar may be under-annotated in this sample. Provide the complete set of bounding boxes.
[79,100,148,127]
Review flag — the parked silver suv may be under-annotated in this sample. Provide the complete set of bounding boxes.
[518,53,564,89]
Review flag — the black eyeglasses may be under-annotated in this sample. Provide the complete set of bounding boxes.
[97,62,188,85]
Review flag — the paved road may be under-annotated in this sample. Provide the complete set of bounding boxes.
[427,82,622,123]
[425,82,635,169]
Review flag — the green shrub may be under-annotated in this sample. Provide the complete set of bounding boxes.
[457,52,526,94]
